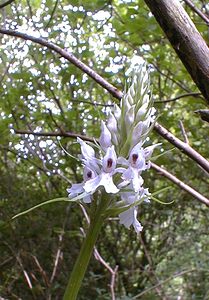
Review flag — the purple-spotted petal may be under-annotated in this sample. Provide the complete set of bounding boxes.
[102,146,117,173]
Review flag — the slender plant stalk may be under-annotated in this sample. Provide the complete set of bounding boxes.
[63,195,109,300]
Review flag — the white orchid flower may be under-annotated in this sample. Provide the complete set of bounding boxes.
[119,192,143,233]
[118,143,149,192]
[67,166,97,203]
[84,146,119,194]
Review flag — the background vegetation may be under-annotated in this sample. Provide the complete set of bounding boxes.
[0,0,208,299]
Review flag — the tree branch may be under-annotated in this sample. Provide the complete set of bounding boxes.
[0,28,122,99]
[154,122,209,174]
[144,0,209,103]
[151,162,209,207]
[14,129,94,142]
[0,0,15,9]
[183,0,209,25]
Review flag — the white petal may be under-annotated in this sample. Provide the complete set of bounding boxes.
[99,173,119,194]
[144,143,161,160]
[99,121,112,151]
[84,176,101,193]
[84,173,119,194]
[113,104,121,121]
[77,138,95,160]
[133,209,143,233]
[119,207,135,228]
[107,112,117,133]
[132,174,144,192]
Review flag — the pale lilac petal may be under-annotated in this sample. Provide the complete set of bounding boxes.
[83,195,92,203]
[133,218,143,233]
[99,121,112,150]
[67,183,84,198]
[83,176,101,193]
[113,104,121,121]
[107,112,117,133]
[117,157,128,165]
[132,174,144,192]
[119,206,143,233]
[99,173,119,194]
[122,167,133,181]
[77,137,95,160]
[144,143,161,160]
[119,207,134,228]
[84,173,119,194]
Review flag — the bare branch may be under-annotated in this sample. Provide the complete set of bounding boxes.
[154,122,209,174]
[178,120,189,144]
[183,0,209,25]
[155,92,202,104]
[0,28,123,99]
[14,129,94,142]
[0,0,15,9]
[151,162,209,206]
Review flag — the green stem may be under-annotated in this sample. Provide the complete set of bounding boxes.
[63,196,109,300]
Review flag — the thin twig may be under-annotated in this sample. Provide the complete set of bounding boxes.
[49,234,63,284]
[133,268,196,299]
[183,0,209,25]
[151,162,209,206]
[44,0,59,29]
[155,92,202,103]
[179,120,189,144]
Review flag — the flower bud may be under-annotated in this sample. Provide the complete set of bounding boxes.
[99,121,112,151]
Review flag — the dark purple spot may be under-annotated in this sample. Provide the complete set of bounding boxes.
[132,154,138,163]
[107,158,113,168]
[87,171,92,178]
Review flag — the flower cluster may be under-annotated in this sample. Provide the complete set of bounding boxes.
[67,62,160,233]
